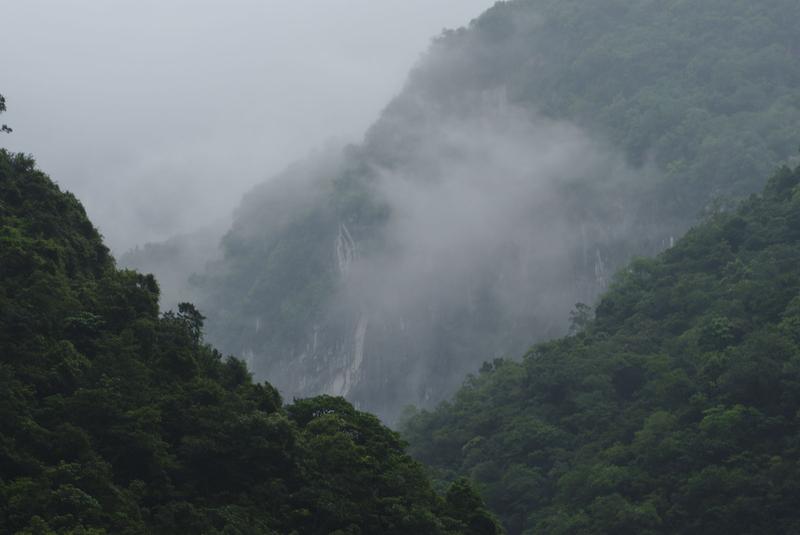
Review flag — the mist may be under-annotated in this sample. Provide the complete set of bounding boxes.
[187,81,657,420]
[0,0,664,417]
[55,0,673,419]
[0,0,495,253]
[308,92,657,414]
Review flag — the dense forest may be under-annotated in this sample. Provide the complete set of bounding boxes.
[6,0,800,533]
[403,163,800,534]
[125,0,800,421]
[0,147,500,534]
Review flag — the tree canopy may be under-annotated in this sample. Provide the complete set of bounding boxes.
[0,93,12,133]
[403,163,800,534]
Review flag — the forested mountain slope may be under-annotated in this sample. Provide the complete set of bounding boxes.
[402,163,800,534]
[126,0,800,421]
[0,149,500,534]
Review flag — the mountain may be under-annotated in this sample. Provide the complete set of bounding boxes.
[402,163,800,534]
[0,148,500,534]
[126,0,800,421]
[119,224,226,312]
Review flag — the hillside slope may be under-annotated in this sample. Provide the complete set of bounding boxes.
[0,149,500,534]
[402,163,800,534]
[128,0,800,421]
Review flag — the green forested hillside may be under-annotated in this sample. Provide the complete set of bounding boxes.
[0,149,500,534]
[402,163,800,534]
[139,0,800,421]
[413,0,800,208]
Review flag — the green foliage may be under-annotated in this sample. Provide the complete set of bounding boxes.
[402,165,800,534]
[421,0,800,215]
[0,92,11,133]
[0,151,498,534]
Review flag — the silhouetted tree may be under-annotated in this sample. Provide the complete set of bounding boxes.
[0,93,11,133]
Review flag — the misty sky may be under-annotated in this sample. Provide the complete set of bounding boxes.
[0,0,494,253]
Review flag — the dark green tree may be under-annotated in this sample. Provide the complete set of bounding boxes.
[0,93,11,133]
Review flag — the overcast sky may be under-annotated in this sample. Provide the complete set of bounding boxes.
[0,0,495,253]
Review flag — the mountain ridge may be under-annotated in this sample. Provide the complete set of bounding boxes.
[124,0,800,422]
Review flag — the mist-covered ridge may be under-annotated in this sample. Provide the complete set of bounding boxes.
[124,0,800,421]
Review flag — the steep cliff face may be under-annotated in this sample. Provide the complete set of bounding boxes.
[191,97,654,421]
[129,0,800,421]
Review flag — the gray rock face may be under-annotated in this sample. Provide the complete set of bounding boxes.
[127,0,800,422]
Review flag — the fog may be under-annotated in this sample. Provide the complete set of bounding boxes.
[310,92,655,416]
[0,0,495,253]
[364,99,625,318]
[12,0,666,418]
[185,77,657,419]
[0,0,661,417]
